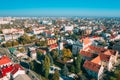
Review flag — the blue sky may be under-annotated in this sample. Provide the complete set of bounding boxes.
[0,0,120,16]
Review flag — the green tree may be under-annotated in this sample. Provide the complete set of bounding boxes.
[61,64,69,76]
[52,69,60,80]
[51,49,59,60]
[74,54,82,73]
[48,53,54,66]
[37,50,42,60]
[29,61,34,70]
[42,55,50,78]
[70,65,75,73]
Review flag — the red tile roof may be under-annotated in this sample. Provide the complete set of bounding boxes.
[11,64,24,75]
[0,65,13,78]
[0,64,24,78]
[104,50,116,56]
[80,50,94,58]
[49,43,58,49]
[83,60,101,73]
[99,53,110,62]
[83,37,91,45]
[0,56,12,66]
[91,56,101,64]
[89,46,106,53]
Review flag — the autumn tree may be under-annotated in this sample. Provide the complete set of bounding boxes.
[31,35,37,41]
[35,40,47,46]
[62,48,72,61]
[12,40,19,46]
[52,69,60,80]
[18,34,31,45]
[3,41,12,47]
[18,47,25,52]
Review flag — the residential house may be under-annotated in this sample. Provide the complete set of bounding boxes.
[28,47,37,60]
[32,26,45,34]
[72,40,83,55]
[64,25,74,32]
[80,50,95,60]
[83,60,104,80]
[49,43,58,51]
[0,56,28,80]
[11,64,25,79]
[43,30,55,37]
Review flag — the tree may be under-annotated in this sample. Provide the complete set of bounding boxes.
[37,50,42,60]
[18,47,25,52]
[29,61,34,70]
[18,34,31,45]
[74,54,82,73]
[70,65,75,73]
[52,69,60,80]
[61,64,69,76]
[62,48,72,61]
[71,34,78,40]
[12,40,19,46]
[25,27,32,33]
[35,40,47,46]
[48,53,54,66]
[42,55,50,78]
[51,49,59,60]
[31,35,37,41]
[4,42,12,47]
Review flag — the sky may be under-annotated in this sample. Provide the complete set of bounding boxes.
[0,0,120,17]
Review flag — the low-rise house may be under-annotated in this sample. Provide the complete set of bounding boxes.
[80,50,95,60]
[43,30,55,37]
[11,64,25,79]
[28,47,37,60]
[83,60,104,80]
[30,50,37,60]
[32,27,45,34]
[47,38,57,46]
[72,40,83,55]
[0,56,13,68]
[2,28,24,35]
[64,25,74,32]
[83,46,119,80]
[49,43,58,51]
[13,51,25,58]
[0,56,29,80]
[82,37,92,50]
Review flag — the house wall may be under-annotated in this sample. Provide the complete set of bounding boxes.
[13,70,25,78]
[98,66,104,80]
